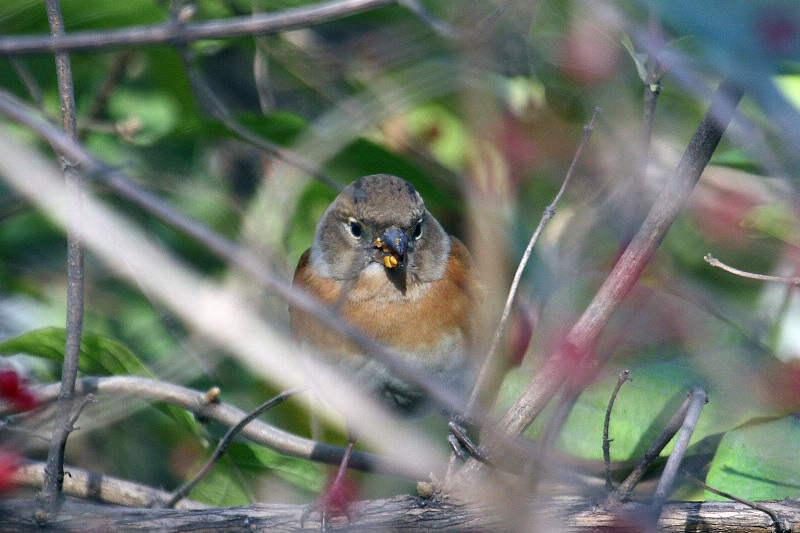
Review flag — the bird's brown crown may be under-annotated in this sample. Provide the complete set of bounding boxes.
[338,174,424,229]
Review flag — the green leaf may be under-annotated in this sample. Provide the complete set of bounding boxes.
[499,358,760,462]
[621,33,649,83]
[187,455,254,506]
[226,441,324,493]
[741,202,800,246]
[187,443,324,505]
[708,148,764,173]
[402,103,472,172]
[706,416,800,500]
[0,327,196,433]
[1,327,150,376]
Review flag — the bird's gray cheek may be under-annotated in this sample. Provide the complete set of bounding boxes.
[406,248,422,275]
[340,246,371,276]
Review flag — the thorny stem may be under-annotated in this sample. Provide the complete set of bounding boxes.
[38,0,84,518]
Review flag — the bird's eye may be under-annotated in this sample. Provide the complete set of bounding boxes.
[412,220,422,240]
[347,219,363,238]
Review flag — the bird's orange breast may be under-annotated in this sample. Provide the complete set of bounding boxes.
[290,237,478,372]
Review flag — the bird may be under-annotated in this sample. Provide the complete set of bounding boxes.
[290,173,480,413]
[290,173,480,524]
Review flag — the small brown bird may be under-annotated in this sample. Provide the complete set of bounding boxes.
[291,174,482,526]
[290,174,480,416]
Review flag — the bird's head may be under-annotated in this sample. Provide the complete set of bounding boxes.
[310,174,450,286]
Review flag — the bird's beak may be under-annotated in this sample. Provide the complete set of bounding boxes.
[373,226,407,269]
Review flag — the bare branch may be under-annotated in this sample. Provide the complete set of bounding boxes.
[38,0,84,517]
[704,254,800,287]
[6,376,425,479]
[639,18,664,169]
[398,0,510,41]
[166,388,303,508]
[14,461,207,509]
[651,387,708,519]
[6,56,45,107]
[603,370,630,492]
[84,52,136,122]
[0,0,397,56]
[179,49,342,190]
[66,394,96,430]
[0,494,796,531]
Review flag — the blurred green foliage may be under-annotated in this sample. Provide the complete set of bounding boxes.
[1,0,799,508]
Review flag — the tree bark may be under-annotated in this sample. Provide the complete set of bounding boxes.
[0,495,793,532]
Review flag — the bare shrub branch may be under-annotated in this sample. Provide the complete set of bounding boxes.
[603,369,630,492]
[0,0,397,55]
[38,0,84,516]
[6,376,424,478]
[705,254,800,287]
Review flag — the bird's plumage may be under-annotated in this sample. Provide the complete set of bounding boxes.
[291,174,479,414]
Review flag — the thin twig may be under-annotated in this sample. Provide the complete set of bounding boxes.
[651,387,707,518]
[522,387,582,489]
[7,56,45,108]
[0,0,397,55]
[603,370,630,492]
[179,50,342,190]
[66,394,96,430]
[85,51,135,121]
[604,391,694,507]
[464,107,602,418]
[682,470,785,533]
[38,0,84,517]
[166,388,303,508]
[630,20,663,238]
[704,254,800,287]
